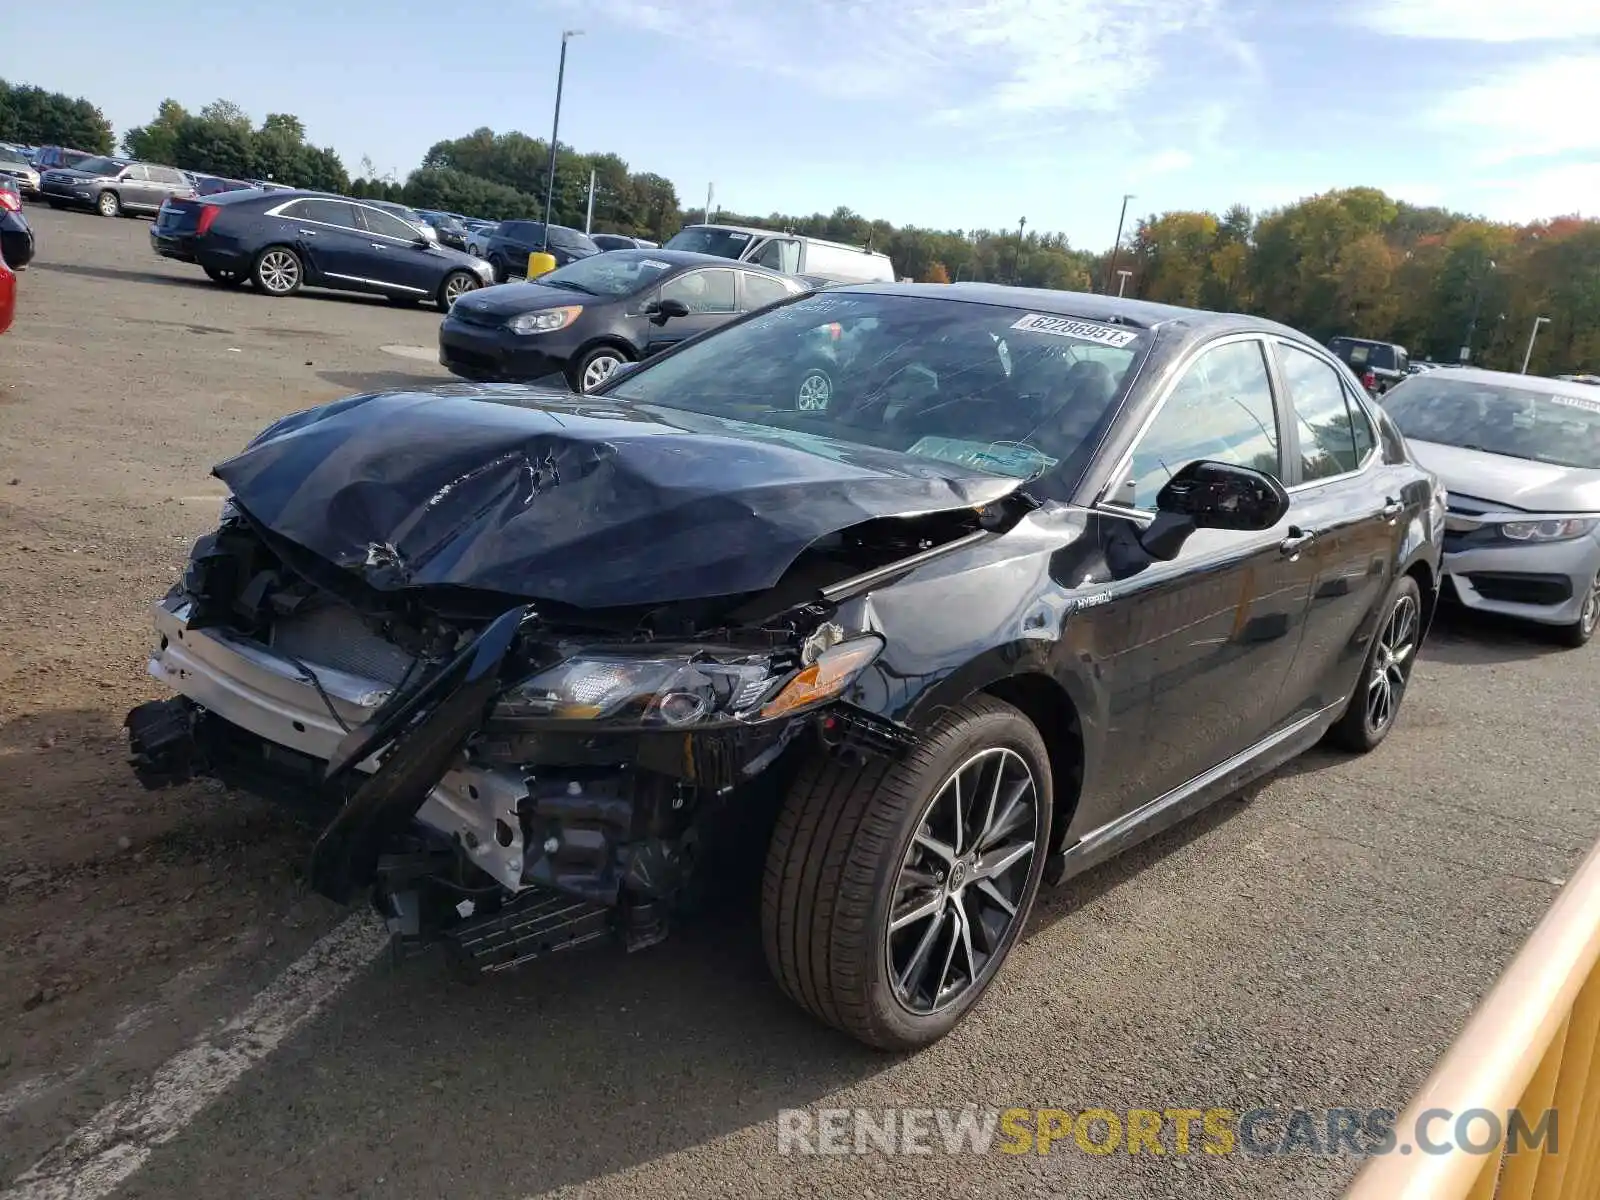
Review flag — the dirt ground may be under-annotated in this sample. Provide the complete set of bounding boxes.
[0,204,456,1160]
[3,204,1599,1200]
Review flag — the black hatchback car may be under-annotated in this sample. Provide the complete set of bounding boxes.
[481,219,598,282]
[125,285,1442,1052]
[150,189,495,308]
[439,248,804,390]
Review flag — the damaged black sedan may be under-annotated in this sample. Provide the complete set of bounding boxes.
[126,284,1443,1050]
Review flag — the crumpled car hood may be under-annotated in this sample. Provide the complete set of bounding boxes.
[1409,440,1600,512]
[213,387,1020,609]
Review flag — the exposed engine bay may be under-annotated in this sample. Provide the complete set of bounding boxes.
[125,495,1011,973]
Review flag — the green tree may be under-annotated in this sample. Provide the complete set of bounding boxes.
[0,80,114,152]
[122,99,189,163]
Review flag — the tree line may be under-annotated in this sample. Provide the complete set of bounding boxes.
[4,80,1597,374]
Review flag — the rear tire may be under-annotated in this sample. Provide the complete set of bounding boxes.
[795,361,835,410]
[761,696,1053,1051]
[1555,572,1598,648]
[1325,573,1423,752]
[251,246,303,296]
[96,190,121,218]
[488,254,508,284]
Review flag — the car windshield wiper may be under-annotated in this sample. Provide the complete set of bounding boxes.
[541,279,595,294]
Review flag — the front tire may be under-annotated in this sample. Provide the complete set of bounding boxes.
[762,696,1053,1051]
[96,190,121,218]
[1556,571,1598,648]
[567,346,628,393]
[252,246,303,296]
[1325,573,1423,752]
[437,270,478,311]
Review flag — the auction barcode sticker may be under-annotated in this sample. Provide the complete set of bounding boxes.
[1552,394,1600,414]
[1010,313,1140,348]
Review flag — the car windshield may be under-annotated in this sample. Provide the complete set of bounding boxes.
[0,149,26,166]
[73,157,124,176]
[1385,376,1600,470]
[605,292,1149,480]
[536,252,677,297]
[664,227,761,260]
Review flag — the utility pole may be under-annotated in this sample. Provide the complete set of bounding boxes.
[540,28,584,252]
[1520,315,1551,374]
[705,183,714,225]
[1459,257,1497,364]
[1105,192,1134,294]
[584,168,596,234]
[1014,216,1027,284]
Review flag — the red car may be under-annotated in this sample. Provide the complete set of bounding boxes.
[0,253,14,334]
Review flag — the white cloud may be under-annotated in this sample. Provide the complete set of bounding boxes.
[1353,0,1600,41]
[1425,54,1600,164]
[1465,160,1600,222]
[1131,149,1195,180]
[572,0,1241,120]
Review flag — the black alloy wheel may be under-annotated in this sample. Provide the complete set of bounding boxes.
[762,695,1053,1050]
[1326,573,1422,751]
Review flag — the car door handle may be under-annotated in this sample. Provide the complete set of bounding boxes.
[1381,498,1404,520]
[297,229,317,236]
[1279,527,1317,557]
[370,243,387,250]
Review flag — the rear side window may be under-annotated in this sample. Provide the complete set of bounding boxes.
[549,227,596,252]
[1346,385,1377,461]
[285,198,359,229]
[1275,343,1365,481]
[741,271,792,310]
[500,221,539,242]
[120,165,149,181]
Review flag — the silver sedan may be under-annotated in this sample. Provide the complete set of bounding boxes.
[1380,366,1600,647]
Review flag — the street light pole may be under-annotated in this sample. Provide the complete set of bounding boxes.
[1520,315,1551,374]
[1459,257,1496,364]
[1014,216,1027,284]
[1116,269,1132,298]
[705,182,714,225]
[1105,192,1134,294]
[540,28,584,252]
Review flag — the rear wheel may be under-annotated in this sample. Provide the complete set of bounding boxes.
[761,695,1052,1051]
[202,265,245,286]
[96,190,121,218]
[1556,571,1598,648]
[252,246,303,296]
[488,254,508,284]
[1325,573,1422,752]
[438,270,479,311]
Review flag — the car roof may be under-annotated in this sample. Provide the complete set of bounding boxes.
[1406,366,1600,397]
[817,282,1318,340]
[599,247,792,276]
[679,223,892,260]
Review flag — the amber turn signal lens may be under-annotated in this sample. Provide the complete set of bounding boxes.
[759,637,883,720]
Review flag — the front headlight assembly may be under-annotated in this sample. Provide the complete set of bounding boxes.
[1499,517,1599,543]
[493,636,885,729]
[506,306,583,335]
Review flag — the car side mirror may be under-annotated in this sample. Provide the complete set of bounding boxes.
[647,297,691,325]
[1139,460,1290,561]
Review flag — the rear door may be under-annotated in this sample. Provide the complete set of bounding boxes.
[1267,339,1399,717]
[737,270,795,313]
[274,198,375,288]
[352,202,439,297]
[644,268,739,355]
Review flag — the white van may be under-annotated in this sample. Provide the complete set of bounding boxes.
[663,223,896,284]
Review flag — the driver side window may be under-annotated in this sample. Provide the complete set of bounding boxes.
[1120,338,1283,511]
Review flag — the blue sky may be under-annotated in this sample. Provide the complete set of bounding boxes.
[4,0,1597,247]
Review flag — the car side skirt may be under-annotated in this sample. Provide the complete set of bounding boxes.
[1046,697,1345,885]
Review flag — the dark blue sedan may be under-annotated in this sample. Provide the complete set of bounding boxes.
[150,188,495,308]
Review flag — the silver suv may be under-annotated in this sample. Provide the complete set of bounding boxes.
[40,156,195,218]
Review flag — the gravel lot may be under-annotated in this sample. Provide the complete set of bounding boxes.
[2,205,1597,1200]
